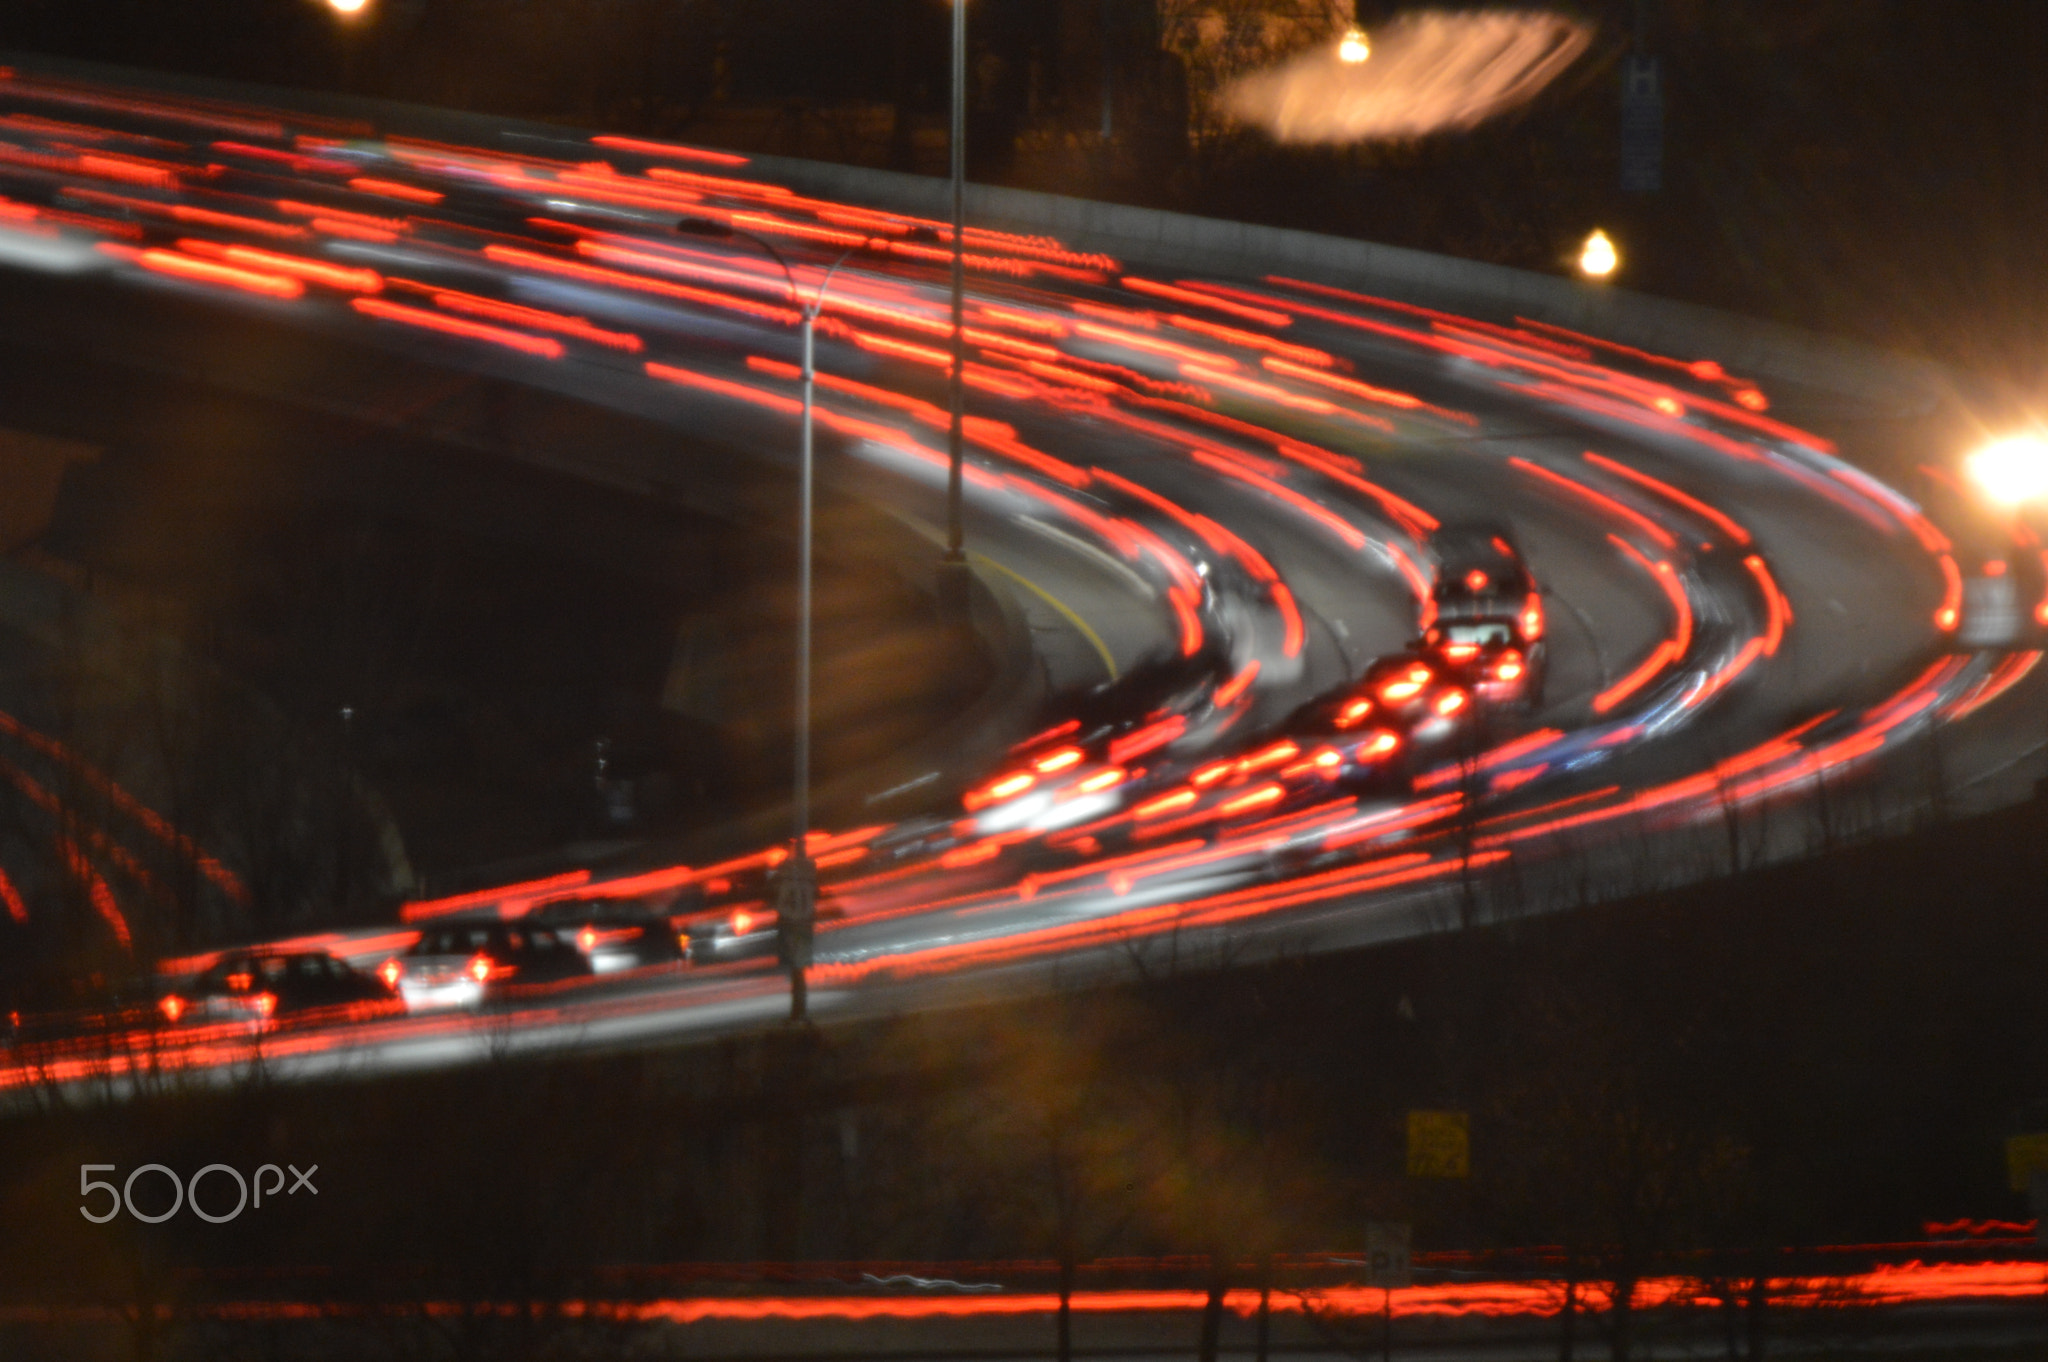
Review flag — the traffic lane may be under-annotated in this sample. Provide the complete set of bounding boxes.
[1136,455,1416,716]
[1534,425,1953,731]
[1107,422,1693,727]
[1394,434,1682,719]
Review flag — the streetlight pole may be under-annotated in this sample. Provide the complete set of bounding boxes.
[674,218,856,1023]
[938,0,971,623]
[324,0,371,94]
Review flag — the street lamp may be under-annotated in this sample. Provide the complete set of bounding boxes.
[676,217,859,1024]
[325,0,369,13]
[1964,433,2048,508]
[938,0,972,623]
[1577,228,1619,278]
[1337,27,1371,63]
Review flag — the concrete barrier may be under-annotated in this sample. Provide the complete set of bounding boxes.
[745,152,1952,414]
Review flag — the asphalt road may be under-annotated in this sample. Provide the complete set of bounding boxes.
[0,63,2043,1091]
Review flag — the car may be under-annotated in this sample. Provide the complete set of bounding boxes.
[1903,466,2048,650]
[4,971,163,1048]
[684,906,777,965]
[1425,522,1547,707]
[531,901,687,973]
[1281,690,1413,793]
[383,921,594,1012]
[960,642,1238,831]
[961,740,1136,834]
[1355,652,1474,740]
[159,951,399,1030]
[1419,618,1541,711]
[685,900,845,966]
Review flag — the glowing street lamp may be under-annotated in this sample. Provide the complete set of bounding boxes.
[1337,28,1371,64]
[1965,433,2048,508]
[325,0,369,16]
[1577,228,1619,279]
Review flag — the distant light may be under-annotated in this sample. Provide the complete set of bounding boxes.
[1338,28,1371,64]
[326,0,369,14]
[1578,229,1618,278]
[1965,434,2048,507]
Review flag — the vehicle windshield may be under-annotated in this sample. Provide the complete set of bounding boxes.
[1440,621,1515,647]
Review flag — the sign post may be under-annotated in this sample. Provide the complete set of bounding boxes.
[1365,1221,1411,1362]
[1620,53,1663,194]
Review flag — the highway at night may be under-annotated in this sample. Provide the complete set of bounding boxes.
[2,59,2045,1093]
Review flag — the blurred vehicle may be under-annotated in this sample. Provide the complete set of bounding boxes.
[1282,690,1412,792]
[1420,618,1540,711]
[159,951,398,1030]
[1426,521,1547,706]
[532,900,686,973]
[684,906,777,965]
[1058,640,1235,740]
[4,971,164,1049]
[1355,652,1474,749]
[961,642,1236,832]
[1905,467,2048,650]
[961,738,1134,834]
[384,921,593,1011]
[685,901,844,966]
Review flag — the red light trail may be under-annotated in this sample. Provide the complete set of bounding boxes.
[0,67,2018,1078]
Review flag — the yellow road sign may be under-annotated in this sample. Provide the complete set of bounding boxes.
[1407,1110,1470,1179]
[2005,1132,2048,1193]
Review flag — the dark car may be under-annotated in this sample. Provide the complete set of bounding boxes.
[532,900,687,974]
[1426,522,1547,707]
[5,971,166,1048]
[1283,689,1414,793]
[1356,653,1473,732]
[387,921,595,1012]
[160,951,399,1030]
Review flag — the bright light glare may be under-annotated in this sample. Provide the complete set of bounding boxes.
[1965,435,2048,506]
[1578,229,1618,278]
[327,0,369,14]
[1226,10,1593,143]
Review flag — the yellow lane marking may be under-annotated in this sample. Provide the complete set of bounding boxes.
[879,508,1121,682]
[972,553,1119,681]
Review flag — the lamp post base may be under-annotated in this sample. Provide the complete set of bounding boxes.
[935,553,973,627]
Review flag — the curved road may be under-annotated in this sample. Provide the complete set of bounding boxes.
[0,63,2042,1091]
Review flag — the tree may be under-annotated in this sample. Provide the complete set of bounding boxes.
[1158,0,1356,147]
